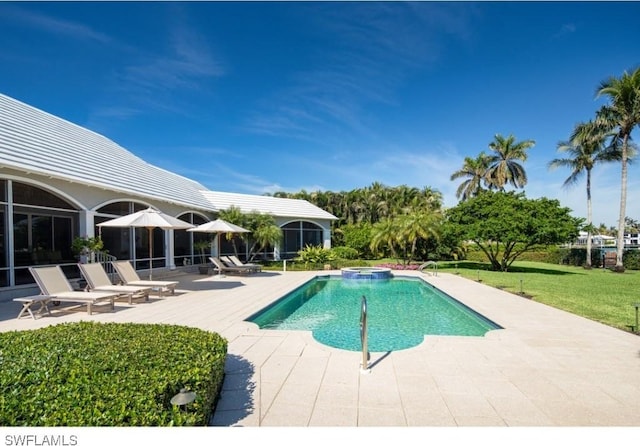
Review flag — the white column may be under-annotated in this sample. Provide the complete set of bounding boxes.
[323,227,332,249]
[167,230,176,269]
[79,210,95,237]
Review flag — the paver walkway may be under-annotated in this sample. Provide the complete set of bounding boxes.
[1,269,639,427]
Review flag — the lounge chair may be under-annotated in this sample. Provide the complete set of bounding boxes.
[111,260,178,295]
[29,266,117,315]
[225,255,262,272]
[209,257,252,275]
[78,263,151,304]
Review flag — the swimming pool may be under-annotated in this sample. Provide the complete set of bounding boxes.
[247,276,501,352]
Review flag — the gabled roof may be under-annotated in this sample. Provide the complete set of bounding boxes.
[0,93,214,211]
[201,190,338,220]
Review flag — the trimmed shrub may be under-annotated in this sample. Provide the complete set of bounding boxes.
[0,322,227,426]
[623,249,640,270]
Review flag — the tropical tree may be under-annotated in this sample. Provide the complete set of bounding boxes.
[595,67,640,272]
[218,205,247,257]
[446,191,581,271]
[369,218,400,261]
[486,134,535,190]
[243,211,283,261]
[395,211,442,264]
[450,152,492,201]
[548,120,620,268]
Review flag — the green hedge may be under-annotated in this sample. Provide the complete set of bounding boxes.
[0,322,227,426]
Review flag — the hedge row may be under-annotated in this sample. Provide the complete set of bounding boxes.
[0,322,227,426]
[463,244,640,270]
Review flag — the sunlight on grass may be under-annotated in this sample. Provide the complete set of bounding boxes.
[437,260,640,332]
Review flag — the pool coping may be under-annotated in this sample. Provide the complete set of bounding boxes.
[1,269,639,428]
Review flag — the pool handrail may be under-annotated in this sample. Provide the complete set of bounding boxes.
[360,295,370,373]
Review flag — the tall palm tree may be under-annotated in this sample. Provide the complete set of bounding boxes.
[596,67,640,272]
[450,152,492,201]
[486,134,535,190]
[548,120,620,268]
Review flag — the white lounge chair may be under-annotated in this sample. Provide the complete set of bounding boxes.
[78,262,151,304]
[225,255,262,272]
[111,260,178,295]
[29,266,117,315]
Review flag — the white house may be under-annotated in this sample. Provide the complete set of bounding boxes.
[0,93,337,298]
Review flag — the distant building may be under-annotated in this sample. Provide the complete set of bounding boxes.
[573,231,640,249]
[0,93,337,298]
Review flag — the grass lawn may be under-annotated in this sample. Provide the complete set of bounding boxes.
[435,260,640,333]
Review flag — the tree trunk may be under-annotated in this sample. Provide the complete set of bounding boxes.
[586,169,592,269]
[615,135,629,272]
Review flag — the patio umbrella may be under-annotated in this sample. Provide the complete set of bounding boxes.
[188,218,250,276]
[97,207,194,280]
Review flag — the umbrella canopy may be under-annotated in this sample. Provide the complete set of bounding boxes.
[188,218,250,274]
[97,207,194,230]
[97,207,194,279]
[188,218,250,234]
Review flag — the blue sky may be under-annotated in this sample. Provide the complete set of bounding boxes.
[1,1,639,228]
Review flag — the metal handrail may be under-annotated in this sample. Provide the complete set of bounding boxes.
[93,251,118,283]
[360,295,370,373]
[418,261,438,276]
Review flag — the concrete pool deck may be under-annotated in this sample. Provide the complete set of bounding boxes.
[1,269,639,427]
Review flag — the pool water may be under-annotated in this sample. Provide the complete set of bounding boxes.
[247,276,501,352]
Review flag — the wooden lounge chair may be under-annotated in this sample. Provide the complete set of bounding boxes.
[29,266,117,315]
[110,260,178,296]
[209,257,252,275]
[78,262,151,304]
[225,255,262,273]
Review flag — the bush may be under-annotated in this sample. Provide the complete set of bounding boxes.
[295,245,336,269]
[337,223,374,258]
[623,249,640,270]
[331,246,359,260]
[0,322,227,426]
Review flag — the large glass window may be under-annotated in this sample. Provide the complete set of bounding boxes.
[0,207,7,287]
[13,182,74,209]
[95,202,159,271]
[280,221,324,259]
[8,181,78,286]
[174,213,208,266]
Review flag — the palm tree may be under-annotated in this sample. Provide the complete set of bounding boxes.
[486,134,535,190]
[396,211,442,264]
[450,152,492,201]
[548,120,620,268]
[596,67,640,272]
[369,219,400,261]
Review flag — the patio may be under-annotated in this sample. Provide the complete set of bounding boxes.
[1,268,639,427]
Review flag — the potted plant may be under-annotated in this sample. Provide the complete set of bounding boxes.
[193,240,211,274]
[71,236,104,264]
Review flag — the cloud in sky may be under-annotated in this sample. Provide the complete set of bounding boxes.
[0,4,112,44]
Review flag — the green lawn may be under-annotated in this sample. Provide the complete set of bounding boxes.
[435,260,640,333]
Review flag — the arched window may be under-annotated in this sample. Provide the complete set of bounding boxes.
[4,180,79,287]
[94,201,159,271]
[281,221,324,259]
[174,213,209,266]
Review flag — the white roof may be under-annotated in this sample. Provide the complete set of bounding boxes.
[0,93,337,222]
[201,190,337,220]
[0,93,213,210]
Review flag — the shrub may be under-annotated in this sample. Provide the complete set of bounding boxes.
[331,246,359,260]
[0,322,227,426]
[623,249,640,270]
[295,245,336,269]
